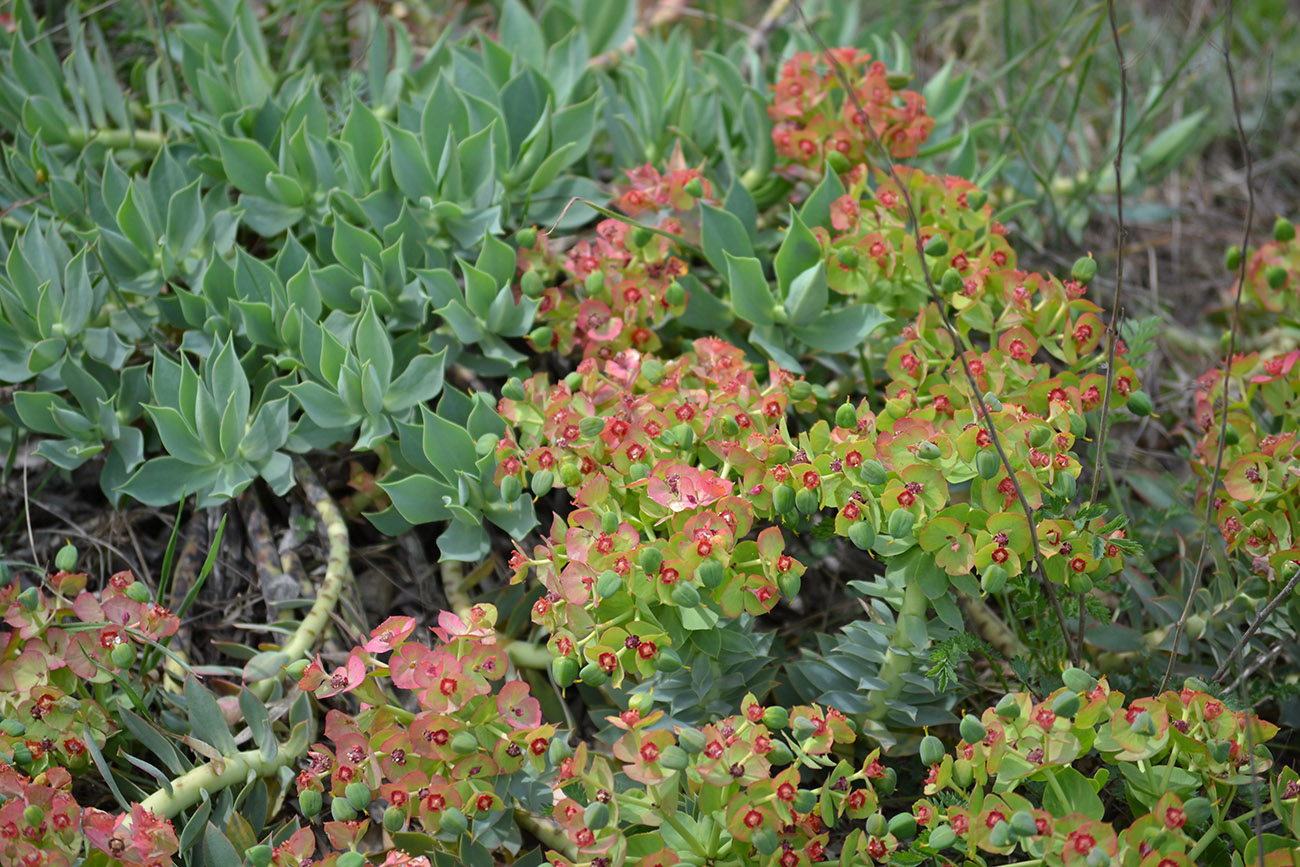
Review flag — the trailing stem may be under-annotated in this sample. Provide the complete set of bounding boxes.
[866,578,929,721]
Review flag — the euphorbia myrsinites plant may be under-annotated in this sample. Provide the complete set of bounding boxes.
[0,1,1296,866]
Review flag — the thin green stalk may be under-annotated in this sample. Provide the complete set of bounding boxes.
[661,811,709,860]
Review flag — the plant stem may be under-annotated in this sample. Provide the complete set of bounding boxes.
[250,460,351,700]
[127,744,303,826]
[661,811,710,859]
[64,127,169,151]
[867,576,929,720]
[441,561,552,670]
[514,808,576,860]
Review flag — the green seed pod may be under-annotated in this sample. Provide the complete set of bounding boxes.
[599,509,619,534]
[1054,472,1077,500]
[299,790,322,817]
[886,71,912,89]
[580,662,609,687]
[564,372,584,392]
[500,476,523,502]
[959,714,987,744]
[54,542,77,572]
[529,326,554,349]
[246,844,274,867]
[659,745,690,771]
[1267,267,1288,290]
[578,416,606,439]
[551,655,579,687]
[788,380,813,401]
[0,720,25,737]
[1223,426,1239,445]
[475,433,499,457]
[630,227,654,249]
[1010,810,1038,837]
[638,547,664,575]
[1225,245,1242,271]
[952,757,974,788]
[919,734,945,766]
[1067,572,1093,594]
[596,570,622,599]
[752,826,780,855]
[125,582,151,603]
[824,150,851,173]
[1029,426,1052,448]
[696,560,725,589]
[929,824,957,850]
[777,572,802,599]
[773,484,796,514]
[654,647,682,672]
[873,766,898,796]
[966,191,987,211]
[451,731,479,755]
[515,226,538,248]
[1275,216,1296,242]
[439,807,468,836]
[924,235,949,258]
[989,819,1013,848]
[1124,390,1153,417]
[531,469,554,498]
[720,415,739,437]
[665,281,686,307]
[548,738,573,763]
[110,642,136,669]
[17,587,38,612]
[861,460,888,486]
[916,440,941,460]
[888,812,917,838]
[672,422,695,451]
[383,805,405,833]
[793,790,818,814]
[584,270,606,298]
[677,727,707,754]
[888,508,915,539]
[836,402,859,429]
[1061,667,1096,693]
[976,449,1002,480]
[12,744,32,766]
[331,797,358,822]
[1131,710,1157,736]
[848,521,876,551]
[767,740,794,766]
[1071,256,1098,285]
[1052,690,1081,718]
[837,246,860,269]
[642,358,666,385]
[795,487,819,515]
[684,177,705,198]
[520,270,544,298]
[1182,797,1212,826]
[762,706,789,730]
[995,694,1021,720]
[502,377,526,401]
[23,804,44,827]
[337,853,365,867]
[558,462,582,488]
[865,812,887,837]
[982,392,1002,412]
[572,804,607,838]
[670,583,701,608]
[345,781,372,811]
[980,564,1008,596]
[941,267,963,294]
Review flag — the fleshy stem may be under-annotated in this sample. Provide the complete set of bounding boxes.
[1081,0,1130,664]
[126,744,304,827]
[866,578,928,720]
[514,808,576,860]
[788,0,1075,664]
[250,459,351,700]
[1160,0,1253,695]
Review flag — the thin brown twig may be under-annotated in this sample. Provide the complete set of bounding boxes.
[1080,0,1129,665]
[1158,0,1254,696]
[1212,570,1300,683]
[788,0,1076,664]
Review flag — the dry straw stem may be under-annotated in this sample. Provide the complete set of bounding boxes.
[1080,0,1129,665]
[1159,0,1254,696]
[787,0,1076,663]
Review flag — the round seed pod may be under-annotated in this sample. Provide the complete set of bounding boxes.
[919,735,945,766]
[331,797,357,822]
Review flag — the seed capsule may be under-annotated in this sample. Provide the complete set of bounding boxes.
[919,735,945,766]
[1071,256,1098,284]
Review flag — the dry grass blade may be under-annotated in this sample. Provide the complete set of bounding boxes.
[1158,0,1254,697]
[788,0,1076,664]
[1080,0,1129,664]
